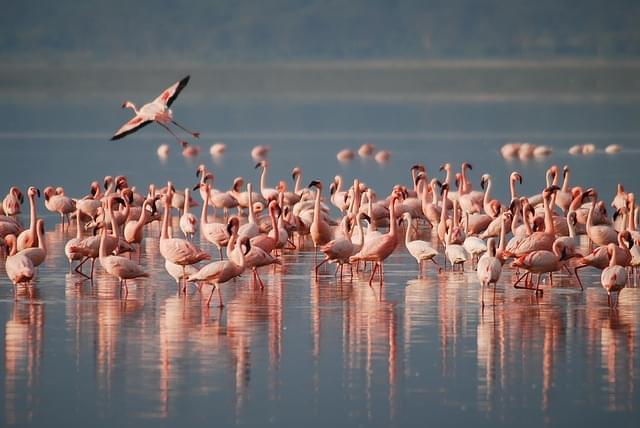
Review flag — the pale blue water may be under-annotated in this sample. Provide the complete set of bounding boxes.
[0,65,639,427]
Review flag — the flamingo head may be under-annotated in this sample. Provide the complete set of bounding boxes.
[462,162,472,171]
[254,160,267,169]
[308,180,322,189]
[43,186,56,202]
[440,182,449,196]
[103,176,113,190]
[510,171,523,185]
[226,216,240,236]
[291,167,302,180]
[454,173,461,190]
[411,164,425,173]
[568,211,578,226]
[480,174,490,190]
[27,186,40,199]
[121,101,136,110]
[329,181,337,195]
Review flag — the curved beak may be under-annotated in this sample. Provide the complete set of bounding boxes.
[254,162,262,169]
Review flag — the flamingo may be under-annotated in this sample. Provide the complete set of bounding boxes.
[402,212,438,275]
[477,238,502,307]
[255,160,279,202]
[444,222,468,272]
[16,187,40,251]
[98,223,149,296]
[43,187,76,227]
[124,197,157,256]
[4,234,35,296]
[601,243,627,307]
[315,216,354,279]
[20,219,46,267]
[308,181,334,258]
[110,75,199,143]
[65,208,87,273]
[189,238,249,307]
[350,195,400,285]
[512,239,572,294]
[585,189,617,247]
[159,185,211,289]
[179,188,198,239]
[238,183,260,240]
[2,187,22,216]
[229,222,279,289]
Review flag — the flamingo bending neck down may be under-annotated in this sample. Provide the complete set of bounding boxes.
[110,75,200,143]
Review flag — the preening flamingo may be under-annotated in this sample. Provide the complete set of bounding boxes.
[111,75,199,143]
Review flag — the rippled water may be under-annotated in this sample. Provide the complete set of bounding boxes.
[1,65,640,427]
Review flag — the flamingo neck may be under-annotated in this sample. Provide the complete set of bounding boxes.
[99,224,108,259]
[37,223,46,252]
[543,194,554,235]
[567,214,576,239]
[498,218,507,252]
[260,165,268,195]
[313,188,321,224]
[404,215,412,247]
[183,189,190,214]
[510,177,518,201]
[200,188,210,225]
[125,102,139,115]
[388,198,397,238]
[75,210,82,240]
[29,194,37,237]
[483,178,492,206]
[294,173,302,194]
[161,197,171,240]
[247,185,256,224]
[137,201,150,231]
[562,170,570,192]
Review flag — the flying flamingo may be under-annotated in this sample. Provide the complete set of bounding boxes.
[110,75,200,143]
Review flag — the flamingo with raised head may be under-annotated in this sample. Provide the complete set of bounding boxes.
[111,75,199,142]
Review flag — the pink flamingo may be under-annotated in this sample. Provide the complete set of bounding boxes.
[2,187,23,216]
[350,194,400,285]
[159,185,210,289]
[98,222,149,297]
[16,187,40,251]
[512,239,571,295]
[189,238,249,307]
[3,234,35,297]
[601,243,627,307]
[111,75,199,142]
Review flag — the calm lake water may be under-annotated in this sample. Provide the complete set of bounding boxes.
[1,63,639,427]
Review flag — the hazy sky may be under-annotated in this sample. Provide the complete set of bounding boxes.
[2,0,639,63]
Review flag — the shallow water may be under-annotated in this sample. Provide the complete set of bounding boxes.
[1,65,640,427]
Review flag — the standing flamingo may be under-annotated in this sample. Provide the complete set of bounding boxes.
[160,184,210,289]
[189,238,249,307]
[350,195,400,285]
[98,223,149,296]
[110,75,200,142]
[17,187,40,251]
[2,187,23,216]
[179,188,198,239]
[4,234,35,297]
[477,238,502,307]
[402,212,438,275]
[601,243,627,307]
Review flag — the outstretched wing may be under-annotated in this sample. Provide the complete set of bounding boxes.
[110,115,153,141]
[153,75,190,108]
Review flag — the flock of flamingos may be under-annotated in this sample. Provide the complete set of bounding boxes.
[0,159,637,309]
[0,75,636,309]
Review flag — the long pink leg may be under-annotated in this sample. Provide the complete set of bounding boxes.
[368,263,379,286]
[171,120,200,138]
